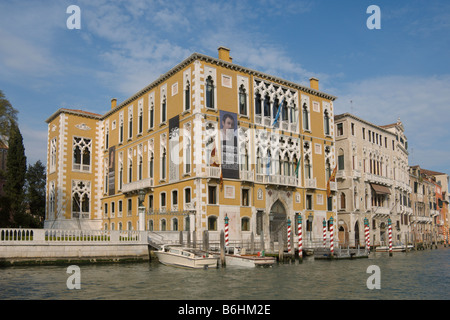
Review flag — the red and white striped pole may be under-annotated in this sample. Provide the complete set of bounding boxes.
[364,217,370,253]
[329,216,334,256]
[224,214,229,247]
[287,218,292,254]
[297,214,303,261]
[388,217,393,257]
[323,219,327,248]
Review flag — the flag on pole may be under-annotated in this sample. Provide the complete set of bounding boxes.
[294,159,301,177]
[210,144,220,167]
[272,99,284,127]
[327,165,337,197]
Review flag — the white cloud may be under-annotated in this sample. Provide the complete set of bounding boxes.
[333,74,450,174]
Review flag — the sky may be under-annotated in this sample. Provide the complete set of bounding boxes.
[0,0,449,176]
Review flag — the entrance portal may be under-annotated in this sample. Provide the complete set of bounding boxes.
[269,200,287,248]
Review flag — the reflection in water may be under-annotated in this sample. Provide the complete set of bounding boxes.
[0,249,449,300]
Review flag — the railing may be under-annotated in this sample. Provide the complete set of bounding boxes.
[365,173,392,186]
[240,170,254,181]
[122,177,154,193]
[305,178,317,189]
[0,228,147,244]
[256,173,298,186]
[206,166,221,178]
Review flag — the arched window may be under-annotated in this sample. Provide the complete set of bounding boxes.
[302,103,309,130]
[161,96,167,123]
[338,148,345,170]
[283,154,290,176]
[324,110,330,135]
[340,192,346,210]
[172,218,178,231]
[161,147,166,180]
[263,94,270,117]
[185,81,190,111]
[206,76,215,109]
[208,216,217,231]
[241,217,250,231]
[161,219,166,231]
[148,220,154,231]
[255,92,262,115]
[282,100,288,121]
[239,85,247,116]
[148,151,154,178]
[304,156,311,179]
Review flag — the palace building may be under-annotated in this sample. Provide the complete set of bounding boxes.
[334,114,411,247]
[44,47,338,250]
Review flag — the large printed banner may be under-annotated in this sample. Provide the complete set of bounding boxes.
[220,110,239,179]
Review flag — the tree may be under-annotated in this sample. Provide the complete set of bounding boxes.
[4,122,27,226]
[0,90,18,139]
[25,160,46,227]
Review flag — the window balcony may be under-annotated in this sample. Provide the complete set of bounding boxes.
[305,178,317,189]
[256,173,298,187]
[240,170,254,182]
[122,177,154,194]
[365,173,392,186]
[206,166,221,179]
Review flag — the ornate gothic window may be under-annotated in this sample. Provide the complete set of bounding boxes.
[239,84,247,116]
[73,137,91,172]
[72,180,91,219]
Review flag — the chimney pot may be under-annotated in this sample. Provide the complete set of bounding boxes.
[111,98,117,109]
[310,77,319,90]
[218,46,232,63]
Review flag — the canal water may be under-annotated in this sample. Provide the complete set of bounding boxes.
[0,248,448,300]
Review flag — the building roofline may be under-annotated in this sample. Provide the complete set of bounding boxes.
[334,112,396,136]
[101,51,338,120]
[45,108,102,123]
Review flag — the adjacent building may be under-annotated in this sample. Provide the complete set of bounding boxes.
[334,114,411,247]
[44,47,338,251]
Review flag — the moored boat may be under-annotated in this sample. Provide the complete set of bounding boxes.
[154,245,218,269]
[224,247,276,267]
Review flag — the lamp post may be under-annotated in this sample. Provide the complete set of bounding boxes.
[138,189,146,231]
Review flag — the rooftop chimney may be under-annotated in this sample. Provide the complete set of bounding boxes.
[218,46,232,63]
[310,77,319,90]
[111,98,117,109]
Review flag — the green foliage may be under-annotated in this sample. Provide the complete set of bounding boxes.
[0,90,18,139]
[25,160,46,227]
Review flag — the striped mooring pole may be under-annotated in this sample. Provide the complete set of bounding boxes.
[329,216,334,256]
[388,217,393,256]
[287,218,292,254]
[323,218,327,247]
[364,217,370,253]
[297,214,303,261]
[224,214,229,247]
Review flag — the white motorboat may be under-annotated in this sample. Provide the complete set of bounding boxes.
[375,243,413,252]
[224,247,276,267]
[155,245,218,269]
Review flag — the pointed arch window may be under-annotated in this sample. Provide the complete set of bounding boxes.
[303,103,310,131]
[239,85,247,116]
[255,92,262,116]
[324,110,330,135]
[304,155,311,179]
[161,96,167,123]
[185,81,190,111]
[206,76,215,109]
[73,137,91,172]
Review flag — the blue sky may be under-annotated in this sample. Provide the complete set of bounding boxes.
[1,0,449,176]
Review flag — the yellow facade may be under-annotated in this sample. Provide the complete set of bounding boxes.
[45,48,337,248]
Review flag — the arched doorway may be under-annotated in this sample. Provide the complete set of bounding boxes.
[269,200,287,248]
[338,221,349,247]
